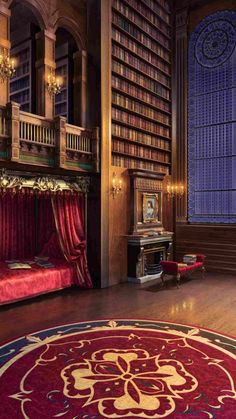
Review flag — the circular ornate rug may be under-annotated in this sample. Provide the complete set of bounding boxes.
[1,320,236,418]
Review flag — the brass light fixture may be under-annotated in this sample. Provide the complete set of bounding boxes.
[47,68,62,97]
[0,48,16,83]
[111,172,122,198]
[166,182,184,198]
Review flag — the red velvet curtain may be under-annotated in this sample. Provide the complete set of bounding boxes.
[0,191,36,260]
[52,192,92,288]
[37,195,57,254]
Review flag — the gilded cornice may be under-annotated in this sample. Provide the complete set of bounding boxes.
[0,169,90,193]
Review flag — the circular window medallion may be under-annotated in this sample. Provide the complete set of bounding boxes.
[195,20,236,67]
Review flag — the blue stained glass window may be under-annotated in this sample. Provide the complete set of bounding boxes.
[188,10,236,223]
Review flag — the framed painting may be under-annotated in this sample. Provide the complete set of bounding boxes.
[142,192,161,224]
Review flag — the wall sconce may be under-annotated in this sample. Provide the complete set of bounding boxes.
[0,48,16,83]
[166,182,185,198]
[47,68,63,97]
[112,172,122,198]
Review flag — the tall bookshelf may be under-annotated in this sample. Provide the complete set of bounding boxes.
[55,43,69,120]
[10,40,32,113]
[111,0,172,173]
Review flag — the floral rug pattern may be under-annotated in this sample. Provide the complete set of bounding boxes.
[0,319,236,418]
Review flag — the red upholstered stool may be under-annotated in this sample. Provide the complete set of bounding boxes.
[160,254,206,288]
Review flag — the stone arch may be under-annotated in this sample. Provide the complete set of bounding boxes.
[53,16,86,51]
[7,0,48,30]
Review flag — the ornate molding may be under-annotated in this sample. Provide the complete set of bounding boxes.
[176,9,188,29]
[135,178,163,191]
[33,177,63,192]
[0,169,90,193]
[67,176,90,193]
[0,169,24,190]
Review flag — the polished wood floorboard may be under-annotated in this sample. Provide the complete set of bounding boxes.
[1,271,236,342]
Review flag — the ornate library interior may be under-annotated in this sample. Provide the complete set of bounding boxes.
[1,1,236,417]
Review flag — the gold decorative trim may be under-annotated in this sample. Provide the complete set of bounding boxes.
[0,169,24,190]
[33,177,63,193]
[0,169,90,193]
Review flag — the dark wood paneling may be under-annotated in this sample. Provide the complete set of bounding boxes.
[109,166,130,285]
[176,225,236,274]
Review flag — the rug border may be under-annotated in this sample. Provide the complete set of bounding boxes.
[1,317,236,349]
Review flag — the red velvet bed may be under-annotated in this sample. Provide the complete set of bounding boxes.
[0,259,76,305]
[0,185,92,305]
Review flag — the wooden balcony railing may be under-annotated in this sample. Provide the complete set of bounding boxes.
[0,102,99,172]
[20,112,55,146]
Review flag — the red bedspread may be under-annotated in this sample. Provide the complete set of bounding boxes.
[0,259,76,305]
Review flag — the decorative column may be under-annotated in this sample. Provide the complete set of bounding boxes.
[92,126,100,172]
[6,101,20,162]
[101,0,112,287]
[0,4,11,106]
[55,115,67,169]
[35,29,56,119]
[73,49,87,127]
[173,9,188,222]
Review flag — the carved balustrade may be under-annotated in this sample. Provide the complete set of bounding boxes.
[0,102,99,173]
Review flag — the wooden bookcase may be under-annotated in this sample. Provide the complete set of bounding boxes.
[10,40,32,113]
[55,43,69,120]
[111,0,172,173]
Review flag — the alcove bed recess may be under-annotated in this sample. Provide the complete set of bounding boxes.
[0,169,92,305]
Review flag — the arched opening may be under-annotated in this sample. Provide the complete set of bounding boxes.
[10,1,41,113]
[55,27,78,124]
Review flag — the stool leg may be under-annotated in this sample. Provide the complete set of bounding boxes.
[176,273,180,288]
[161,272,166,287]
[202,266,206,279]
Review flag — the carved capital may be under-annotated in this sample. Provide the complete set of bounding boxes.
[176,9,188,28]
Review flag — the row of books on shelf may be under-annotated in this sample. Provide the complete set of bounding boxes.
[13,62,30,79]
[55,102,68,117]
[10,75,30,94]
[112,13,170,62]
[112,92,170,125]
[113,0,170,49]
[112,138,170,162]
[112,75,171,113]
[112,44,170,87]
[118,0,170,36]
[112,154,170,173]
[112,123,171,150]
[10,90,30,104]
[112,28,170,74]
[112,108,170,137]
[112,60,170,100]
[144,0,170,21]
[55,89,67,103]
[15,47,30,64]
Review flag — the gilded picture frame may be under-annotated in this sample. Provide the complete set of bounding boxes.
[142,192,161,224]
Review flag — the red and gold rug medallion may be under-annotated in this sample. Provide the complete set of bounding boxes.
[0,319,236,418]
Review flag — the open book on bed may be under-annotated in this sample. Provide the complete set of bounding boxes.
[8,263,32,269]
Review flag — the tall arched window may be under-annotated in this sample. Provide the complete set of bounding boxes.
[188,10,236,223]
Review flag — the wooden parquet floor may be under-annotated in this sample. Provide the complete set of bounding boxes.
[1,271,236,342]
